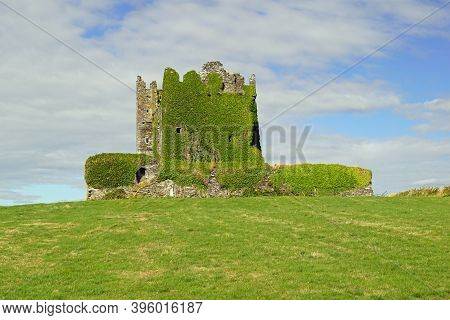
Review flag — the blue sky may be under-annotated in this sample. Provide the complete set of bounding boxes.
[81,2,139,38]
[299,33,450,140]
[0,0,449,205]
[357,35,450,102]
[303,109,416,139]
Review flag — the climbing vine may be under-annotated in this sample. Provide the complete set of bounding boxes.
[160,68,262,164]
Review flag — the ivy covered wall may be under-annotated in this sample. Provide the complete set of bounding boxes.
[160,68,262,164]
[85,153,151,189]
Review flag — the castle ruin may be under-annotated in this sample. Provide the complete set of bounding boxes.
[85,61,373,200]
[136,61,260,162]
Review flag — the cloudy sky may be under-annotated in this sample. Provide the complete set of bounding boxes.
[0,0,449,205]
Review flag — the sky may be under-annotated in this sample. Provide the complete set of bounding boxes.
[0,0,449,205]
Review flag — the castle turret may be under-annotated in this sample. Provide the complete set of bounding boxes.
[136,76,158,154]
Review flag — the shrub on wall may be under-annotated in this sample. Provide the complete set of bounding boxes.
[269,164,372,195]
[346,166,372,188]
[85,153,151,189]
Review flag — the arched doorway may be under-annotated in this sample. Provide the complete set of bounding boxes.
[136,167,146,183]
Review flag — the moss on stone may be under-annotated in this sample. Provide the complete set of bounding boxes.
[103,188,127,200]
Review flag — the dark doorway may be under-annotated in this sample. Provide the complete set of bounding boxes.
[136,167,146,183]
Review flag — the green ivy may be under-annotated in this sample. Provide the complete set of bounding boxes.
[158,161,213,188]
[216,162,269,191]
[85,153,151,189]
[269,164,372,195]
[160,68,262,165]
[152,113,160,161]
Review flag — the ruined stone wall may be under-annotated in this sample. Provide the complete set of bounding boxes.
[87,176,373,200]
[339,185,374,197]
[199,61,246,94]
[86,163,373,201]
[136,76,159,154]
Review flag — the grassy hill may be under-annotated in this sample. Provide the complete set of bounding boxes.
[0,196,448,299]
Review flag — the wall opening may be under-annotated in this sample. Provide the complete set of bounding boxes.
[136,167,146,183]
[250,121,262,150]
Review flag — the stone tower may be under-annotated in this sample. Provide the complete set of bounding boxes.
[136,61,260,160]
[136,76,159,154]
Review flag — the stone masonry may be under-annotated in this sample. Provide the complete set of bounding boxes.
[199,61,246,94]
[136,77,159,154]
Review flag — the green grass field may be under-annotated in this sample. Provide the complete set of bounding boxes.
[0,196,448,299]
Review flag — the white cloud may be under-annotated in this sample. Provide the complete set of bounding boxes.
[399,99,450,132]
[412,178,438,185]
[0,190,39,204]
[258,77,402,123]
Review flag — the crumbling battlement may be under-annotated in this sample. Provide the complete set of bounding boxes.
[199,61,255,94]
